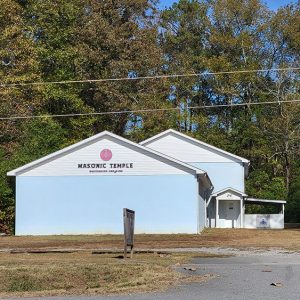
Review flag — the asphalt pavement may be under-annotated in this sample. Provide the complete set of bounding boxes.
[8,252,300,300]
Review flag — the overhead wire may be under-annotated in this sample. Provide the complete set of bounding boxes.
[0,67,299,88]
[0,66,298,120]
[0,99,299,121]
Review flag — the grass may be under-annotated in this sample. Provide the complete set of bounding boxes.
[0,228,299,251]
[0,229,298,297]
[0,252,215,297]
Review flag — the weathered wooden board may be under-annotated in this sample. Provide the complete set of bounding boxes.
[123,208,135,258]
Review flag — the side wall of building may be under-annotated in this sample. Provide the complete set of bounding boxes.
[191,162,245,228]
[16,175,199,235]
[190,162,245,192]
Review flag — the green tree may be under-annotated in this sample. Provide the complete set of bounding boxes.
[160,0,299,209]
[286,160,300,222]
[0,118,66,231]
[0,0,44,230]
[24,0,95,141]
[26,0,173,139]
[0,0,42,150]
[160,0,210,133]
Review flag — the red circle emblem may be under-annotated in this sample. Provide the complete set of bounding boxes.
[100,149,112,161]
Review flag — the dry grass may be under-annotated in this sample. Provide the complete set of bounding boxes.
[0,252,216,297]
[0,229,299,251]
[197,228,300,250]
[0,229,297,297]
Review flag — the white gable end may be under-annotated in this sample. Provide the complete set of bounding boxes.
[216,191,243,201]
[143,132,241,163]
[18,136,193,177]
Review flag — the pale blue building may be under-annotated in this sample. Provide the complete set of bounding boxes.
[141,130,249,229]
[8,129,285,235]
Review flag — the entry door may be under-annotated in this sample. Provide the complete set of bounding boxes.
[227,201,237,228]
[221,201,239,228]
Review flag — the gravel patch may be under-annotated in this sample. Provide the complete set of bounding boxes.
[149,247,300,257]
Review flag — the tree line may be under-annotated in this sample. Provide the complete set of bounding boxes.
[0,0,299,231]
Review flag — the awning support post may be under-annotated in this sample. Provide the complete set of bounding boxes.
[240,198,243,228]
[216,198,219,228]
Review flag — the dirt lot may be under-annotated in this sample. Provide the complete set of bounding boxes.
[0,229,299,297]
[0,252,215,297]
[0,229,299,251]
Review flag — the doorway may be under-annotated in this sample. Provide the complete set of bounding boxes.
[218,200,240,228]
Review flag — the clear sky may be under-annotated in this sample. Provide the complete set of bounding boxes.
[158,0,296,10]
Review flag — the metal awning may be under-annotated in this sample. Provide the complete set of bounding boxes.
[245,198,286,205]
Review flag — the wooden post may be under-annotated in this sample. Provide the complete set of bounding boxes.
[124,244,127,260]
[123,208,135,259]
[130,245,134,259]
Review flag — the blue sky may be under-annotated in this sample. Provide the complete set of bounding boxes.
[159,0,296,10]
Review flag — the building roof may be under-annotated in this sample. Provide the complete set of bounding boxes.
[211,187,247,197]
[7,131,212,187]
[245,198,286,204]
[206,187,247,206]
[141,129,250,164]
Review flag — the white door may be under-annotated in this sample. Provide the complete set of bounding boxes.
[227,201,237,228]
[219,200,240,228]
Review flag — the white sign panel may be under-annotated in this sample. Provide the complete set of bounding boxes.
[256,214,270,228]
[20,137,188,176]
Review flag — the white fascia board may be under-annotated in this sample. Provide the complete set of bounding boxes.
[7,131,110,176]
[140,129,250,164]
[7,130,209,178]
[246,198,286,204]
[140,129,177,145]
[211,187,247,197]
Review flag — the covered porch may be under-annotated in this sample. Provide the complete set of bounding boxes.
[207,188,246,228]
[244,198,286,229]
[207,188,286,229]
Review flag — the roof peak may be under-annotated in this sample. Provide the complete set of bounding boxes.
[211,187,247,197]
[140,129,249,164]
[7,130,210,182]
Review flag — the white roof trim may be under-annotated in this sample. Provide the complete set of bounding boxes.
[211,187,247,197]
[207,187,247,206]
[140,129,250,164]
[246,198,286,204]
[7,131,210,180]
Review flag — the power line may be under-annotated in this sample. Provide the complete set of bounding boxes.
[0,67,299,88]
[190,99,300,109]
[0,99,299,121]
